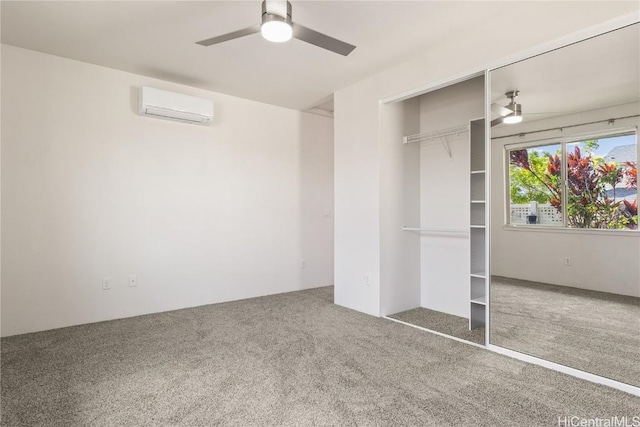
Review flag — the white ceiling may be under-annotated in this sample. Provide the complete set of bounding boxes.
[1,0,521,111]
[3,2,638,113]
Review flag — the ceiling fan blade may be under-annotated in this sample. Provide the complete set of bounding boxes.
[491,117,504,127]
[292,23,355,56]
[196,24,261,47]
[491,103,513,117]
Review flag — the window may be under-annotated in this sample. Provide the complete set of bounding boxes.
[507,132,637,230]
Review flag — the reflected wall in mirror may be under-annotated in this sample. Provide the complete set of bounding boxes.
[489,23,640,387]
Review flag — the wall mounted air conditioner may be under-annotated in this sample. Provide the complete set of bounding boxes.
[138,86,214,125]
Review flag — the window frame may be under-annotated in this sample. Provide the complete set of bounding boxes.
[504,127,638,232]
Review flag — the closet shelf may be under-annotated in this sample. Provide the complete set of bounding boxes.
[471,296,486,305]
[403,124,469,144]
[403,124,469,158]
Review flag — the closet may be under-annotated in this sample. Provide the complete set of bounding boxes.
[383,75,487,344]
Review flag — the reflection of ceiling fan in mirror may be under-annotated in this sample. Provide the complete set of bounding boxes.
[491,90,523,126]
[491,90,571,127]
[195,0,356,56]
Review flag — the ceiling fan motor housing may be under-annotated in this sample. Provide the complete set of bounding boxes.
[507,102,522,115]
[262,0,292,25]
[505,90,522,115]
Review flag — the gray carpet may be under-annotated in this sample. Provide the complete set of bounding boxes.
[490,276,640,387]
[1,286,638,426]
[389,307,485,345]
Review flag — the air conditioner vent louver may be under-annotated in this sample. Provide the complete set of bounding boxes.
[138,87,213,126]
[143,106,208,123]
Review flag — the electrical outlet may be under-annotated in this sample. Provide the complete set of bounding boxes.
[128,275,137,287]
[365,275,371,286]
[564,257,571,266]
[102,277,111,290]
[300,259,306,269]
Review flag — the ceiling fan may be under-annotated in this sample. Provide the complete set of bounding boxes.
[196,0,356,56]
[491,90,523,127]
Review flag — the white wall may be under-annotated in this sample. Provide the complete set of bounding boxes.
[491,103,640,297]
[333,3,639,316]
[1,45,334,336]
[419,77,484,318]
[334,77,381,316]
[299,113,335,289]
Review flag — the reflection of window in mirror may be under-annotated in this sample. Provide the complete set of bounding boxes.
[490,21,640,391]
[506,131,637,230]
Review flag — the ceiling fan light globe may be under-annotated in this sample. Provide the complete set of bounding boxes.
[502,101,522,124]
[261,21,293,43]
[503,114,523,124]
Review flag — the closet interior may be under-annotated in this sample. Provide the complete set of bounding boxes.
[384,75,487,345]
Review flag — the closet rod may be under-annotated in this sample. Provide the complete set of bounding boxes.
[402,227,468,234]
[491,114,640,140]
[403,124,469,144]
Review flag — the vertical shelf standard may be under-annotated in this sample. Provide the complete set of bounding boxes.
[469,119,486,330]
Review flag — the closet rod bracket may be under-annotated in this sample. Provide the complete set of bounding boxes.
[439,136,452,158]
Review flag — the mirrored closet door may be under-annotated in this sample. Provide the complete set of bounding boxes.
[489,23,640,386]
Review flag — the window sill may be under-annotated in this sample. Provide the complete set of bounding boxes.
[503,224,639,237]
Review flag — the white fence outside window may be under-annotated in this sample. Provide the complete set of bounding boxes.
[510,203,563,225]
